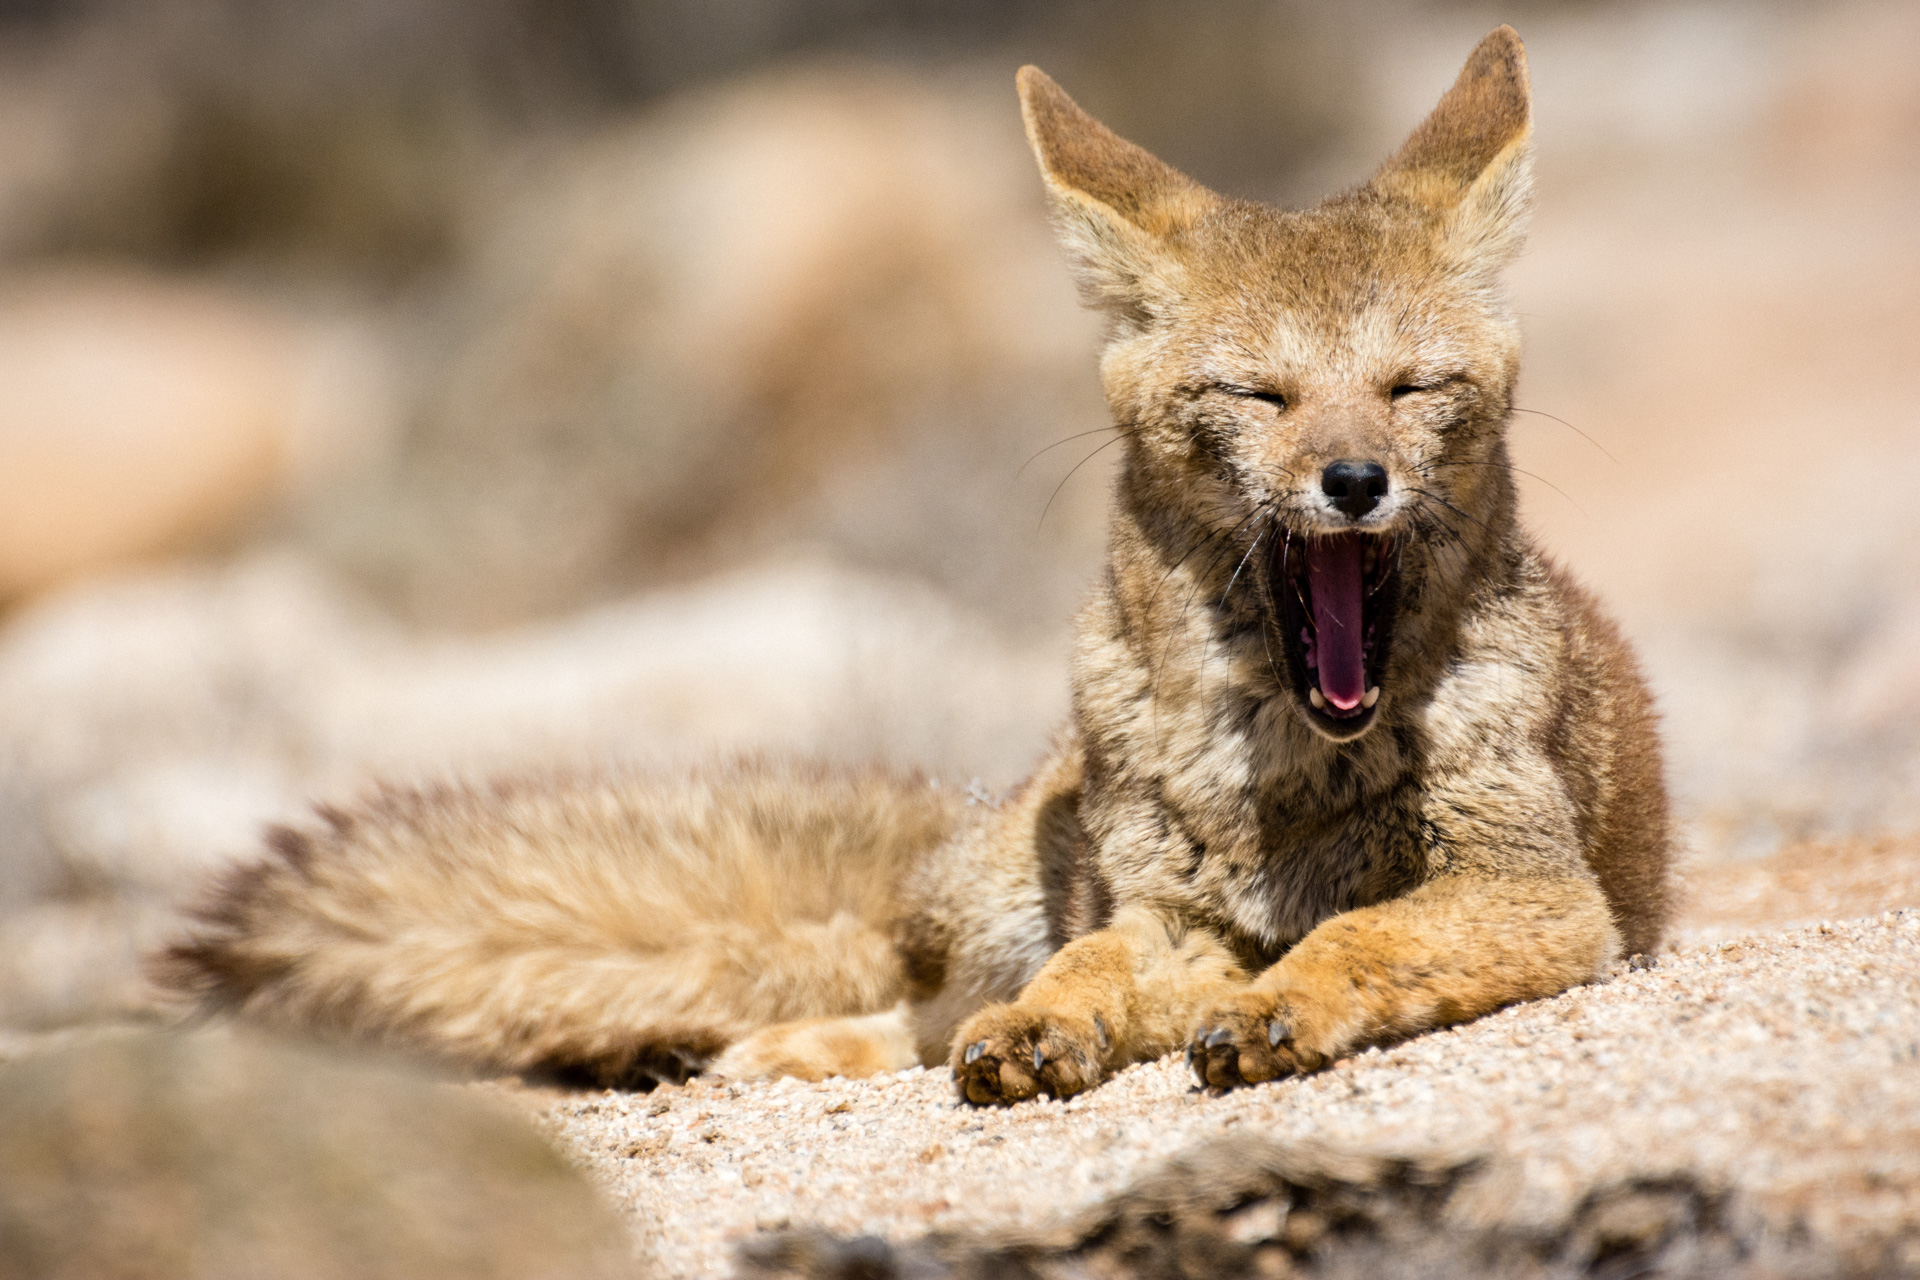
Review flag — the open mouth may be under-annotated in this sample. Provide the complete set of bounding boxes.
[1270,530,1402,740]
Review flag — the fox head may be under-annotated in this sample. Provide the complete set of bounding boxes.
[1020,28,1534,743]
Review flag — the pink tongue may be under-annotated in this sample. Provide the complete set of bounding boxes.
[1306,533,1366,712]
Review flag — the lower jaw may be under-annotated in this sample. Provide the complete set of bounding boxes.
[1298,690,1380,740]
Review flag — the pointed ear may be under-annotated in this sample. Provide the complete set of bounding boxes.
[1016,66,1218,322]
[1371,26,1533,270]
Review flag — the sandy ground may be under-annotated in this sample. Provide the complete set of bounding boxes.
[489,837,1920,1278]
[1677,836,1920,946]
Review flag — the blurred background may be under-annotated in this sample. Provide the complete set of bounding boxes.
[0,0,1914,1037]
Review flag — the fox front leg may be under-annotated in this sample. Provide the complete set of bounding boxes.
[1187,872,1619,1087]
[951,907,1247,1105]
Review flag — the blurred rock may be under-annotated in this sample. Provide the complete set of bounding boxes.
[0,270,396,601]
[0,0,1352,278]
[0,0,490,277]
[0,1029,642,1280]
[330,62,1112,630]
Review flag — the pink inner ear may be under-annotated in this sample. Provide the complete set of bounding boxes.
[1306,534,1367,712]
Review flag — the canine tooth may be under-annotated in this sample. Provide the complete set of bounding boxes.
[1309,688,1327,710]
[1362,686,1380,708]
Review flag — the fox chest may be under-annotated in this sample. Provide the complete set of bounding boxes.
[1074,600,1436,962]
[1085,761,1430,967]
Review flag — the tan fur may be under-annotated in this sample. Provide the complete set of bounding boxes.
[158,27,1672,1104]
[711,1002,922,1082]
[159,761,960,1086]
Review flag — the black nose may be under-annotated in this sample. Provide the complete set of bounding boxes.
[1320,459,1389,519]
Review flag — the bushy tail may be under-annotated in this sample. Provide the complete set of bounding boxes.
[155,759,962,1086]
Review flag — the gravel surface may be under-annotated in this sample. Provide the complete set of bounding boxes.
[501,845,1920,1278]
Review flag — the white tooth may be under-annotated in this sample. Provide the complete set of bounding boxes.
[1309,688,1327,710]
[1362,686,1380,708]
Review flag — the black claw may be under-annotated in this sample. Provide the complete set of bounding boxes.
[1205,1027,1233,1049]
[1268,1019,1292,1047]
[1032,1046,1046,1072]
[1189,1048,1208,1086]
[964,1041,985,1065]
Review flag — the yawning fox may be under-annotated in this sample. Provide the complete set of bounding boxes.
[160,26,1671,1105]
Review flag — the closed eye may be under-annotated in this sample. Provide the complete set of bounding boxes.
[1392,375,1465,399]
[1222,387,1286,409]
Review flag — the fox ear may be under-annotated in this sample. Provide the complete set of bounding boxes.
[1371,26,1533,270]
[1016,66,1217,322]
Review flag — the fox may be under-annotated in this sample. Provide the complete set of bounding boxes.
[158,26,1671,1106]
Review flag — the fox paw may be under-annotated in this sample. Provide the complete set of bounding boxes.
[1186,991,1329,1089]
[950,1004,1109,1106]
